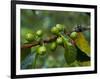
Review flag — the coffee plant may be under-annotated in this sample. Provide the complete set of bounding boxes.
[21,24,90,69]
[21,10,90,69]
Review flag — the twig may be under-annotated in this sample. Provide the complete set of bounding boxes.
[21,27,90,49]
[21,35,57,48]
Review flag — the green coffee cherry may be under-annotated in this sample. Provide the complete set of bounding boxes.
[37,46,46,55]
[56,37,63,45]
[50,42,57,51]
[51,26,59,35]
[25,32,34,42]
[36,30,43,37]
[56,24,64,31]
[67,42,73,46]
[70,32,78,39]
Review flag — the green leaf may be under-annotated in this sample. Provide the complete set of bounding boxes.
[64,42,77,64]
[75,32,90,57]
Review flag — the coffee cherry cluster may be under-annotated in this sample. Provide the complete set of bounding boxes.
[25,30,46,55]
[50,24,65,51]
[50,24,78,51]
[25,24,78,56]
[25,29,43,42]
[51,24,64,35]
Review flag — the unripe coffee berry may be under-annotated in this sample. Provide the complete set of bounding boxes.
[51,26,59,35]
[56,37,63,45]
[37,46,46,55]
[25,32,34,42]
[50,42,57,51]
[36,30,43,37]
[67,42,73,47]
[56,24,64,31]
[70,32,78,39]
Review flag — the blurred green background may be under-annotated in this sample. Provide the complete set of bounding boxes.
[21,9,90,69]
